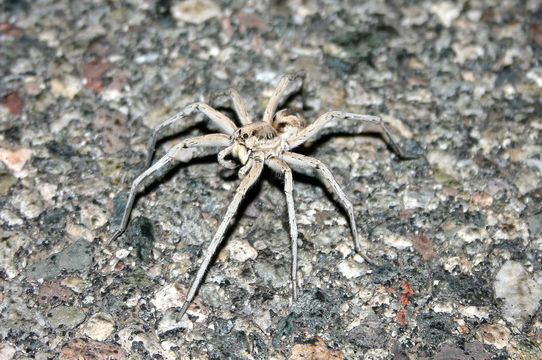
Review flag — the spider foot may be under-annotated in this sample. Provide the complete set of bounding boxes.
[109,228,125,244]
[176,301,190,322]
[358,251,379,267]
[354,242,380,267]
[395,138,424,160]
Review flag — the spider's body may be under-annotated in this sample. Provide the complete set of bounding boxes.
[110,72,420,322]
[231,121,281,163]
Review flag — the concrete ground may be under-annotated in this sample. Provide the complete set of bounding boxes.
[1,0,541,358]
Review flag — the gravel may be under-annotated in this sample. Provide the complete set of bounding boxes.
[1,0,541,358]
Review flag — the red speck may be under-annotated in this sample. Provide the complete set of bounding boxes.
[115,260,125,270]
[396,309,407,325]
[411,234,436,261]
[529,24,542,47]
[386,287,396,295]
[83,61,111,80]
[400,280,414,306]
[82,61,111,93]
[86,78,105,93]
[0,23,22,37]
[3,92,23,114]
[221,17,233,37]
[38,279,73,304]
[238,12,269,33]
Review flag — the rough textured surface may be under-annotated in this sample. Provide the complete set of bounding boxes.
[1,0,542,358]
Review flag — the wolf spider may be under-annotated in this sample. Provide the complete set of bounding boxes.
[110,72,420,321]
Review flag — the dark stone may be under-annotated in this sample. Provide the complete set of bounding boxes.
[2,0,31,13]
[526,213,542,237]
[422,342,490,360]
[38,207,66,235]
[398,138,425,159]
[207,331,250,360]
[372,263,398,284]
[214,318,234,335]
[27,239,93,280]
[416,312,453,345]
[101,293,123,316]
[110,191,129,233]
[295,288,342,331]
[324,55,357,75]
[465,210,486,227]
[391,340,409,360]
[45,140,77,161]
[495,66,520,86]
[520,187,542,216]
[125,267,154,293]
[154,0,175,27]
[347,311,388,349]
[448,273,493,306]
[126,216,154,262]
[250,332,267,360]
[272,312,298,347]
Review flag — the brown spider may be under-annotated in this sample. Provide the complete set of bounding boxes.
[110,72,420,321]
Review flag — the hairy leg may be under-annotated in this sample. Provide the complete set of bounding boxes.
[267,156,299,300]
[145,102,237,168]
[211,88,252,125]
[262,71,305,124]
[176,156,264,321]
[109,134,230,243]
[217,144,238,169]
[286,111,418,159]
[282,151,375,265]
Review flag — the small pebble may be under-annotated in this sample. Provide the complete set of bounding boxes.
[0,344,16,360]
[0,147,32,177]
[494,261,542,328]
[477,323,511,349]
[47,305,86,329]
[50,75,83,99]
[226,238,258,262]
[289,337,343,360]
[152,283,185,312]
[429,1,462,27]
[82,312,115,341]
[338,259,365,279]
[171,0,221,25]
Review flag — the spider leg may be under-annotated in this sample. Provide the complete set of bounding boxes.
[145,102,238,168]
[267,157,299,301]
[217,144,238,169]
[263,71,305,124]
[286,111,419,159]
[109,134,230,244]
[282,151,375,265]
[211,88,252,125]
[238,158,254,178]
[176,156,264,321]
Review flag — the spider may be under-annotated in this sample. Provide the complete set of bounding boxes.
[110,72,420,321]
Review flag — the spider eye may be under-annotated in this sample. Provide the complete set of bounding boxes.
[242,133,248,139]
[278,122,287,129]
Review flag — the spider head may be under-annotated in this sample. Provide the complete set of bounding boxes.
[232,122,280,164]
[233,123,279,148]
[272,108,307,140]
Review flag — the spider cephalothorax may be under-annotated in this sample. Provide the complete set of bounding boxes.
[110,72,420,321]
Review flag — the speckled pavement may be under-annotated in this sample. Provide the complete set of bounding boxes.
[1,0,542,359]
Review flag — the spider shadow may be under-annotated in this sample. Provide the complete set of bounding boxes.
[297,130,409,159]
[284,131,410,242]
